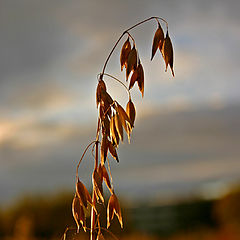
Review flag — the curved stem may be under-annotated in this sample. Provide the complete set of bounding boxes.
[126,31,135,45]
[102,73,131,100]
[154,17,168,30]
[101,16,168,75]
[76,140,98,182]
[90,140,99,240]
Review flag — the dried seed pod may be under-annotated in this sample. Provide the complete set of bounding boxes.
[101,164,112,193]
[126,46,137,80]
[116,103,131,134]
[99,105,104,120]
[120,37,131,71]
[101,89,113,106]
[115,113,123,142]
[96,80,106,107]
[92,169,104,203]
[102,117,110,137]
[102,100,112,119]
[161,31,174,77]
[101,133,109,164]
[100,102,111,123]
[126,99,136,128]
[137,62,144,97]
[151,22,164,61]
[110,114,119,147]
[76,179,92,208]
[107,193,123,229]
[129,69,138,90]
[72,195,86,232]
[108,140,119,162]
[98,164,103,183]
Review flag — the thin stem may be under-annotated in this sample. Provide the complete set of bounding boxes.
[90,184,97,240]
[154,17,168,30]
[91,144,96,160]
[96,227,120,240]
[101,16,168,75]
[61,226,69,240]
[102,73,131,99]
[126,31,135,45]
[90,141,99,240]
[76,141,97,182]
[94,140,99,171]
[61,226,119,240]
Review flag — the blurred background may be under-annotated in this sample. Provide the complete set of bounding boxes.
[1,0,240,239]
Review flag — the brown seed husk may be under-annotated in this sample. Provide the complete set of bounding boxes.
[126,46,137,80]
[102,100,112,119]
[110,114,119,147]
[120,37,131,71]
[108,139,119,162]
[107,196,114,229]
[137,63,144,97]
[92,169,104,203]
[116,103,131,134]
[72,196,86,232]
[99,105,105,121]
[98,164,103,183]
[96,80,106,107]
[115,113,123,142]
[102,116,110,137]
[100,89,113,106]
[129,69,138,90]
[151,23,164,61]
[161,31,174,77]
[101,164,112,193]
[101,133,109,164]
[126,99,136,128]
[76,179,92,208]
[107,193,123,229]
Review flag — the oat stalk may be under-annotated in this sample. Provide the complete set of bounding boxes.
[68,16,175,240]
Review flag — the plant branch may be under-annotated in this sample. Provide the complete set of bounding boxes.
[76,140,98,182]
[101,16,168,75]
[61,226,119,240]
[126,31,135,45]
[101,73,131,99]
[90,140,99,240]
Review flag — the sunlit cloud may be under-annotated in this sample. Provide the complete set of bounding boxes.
[0,121,15,144]
[6,82,76,111]
[0,116,90,150]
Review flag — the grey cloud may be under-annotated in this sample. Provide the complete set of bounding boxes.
[1,0,240,109]
[1,0,240,204]
[1,104,240,203]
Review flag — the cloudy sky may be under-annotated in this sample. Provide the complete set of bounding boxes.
[0,0,240,205]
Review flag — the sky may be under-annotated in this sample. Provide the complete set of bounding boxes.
[0,0,240,205]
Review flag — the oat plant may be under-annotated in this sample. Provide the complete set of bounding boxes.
[62,16,175,240]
